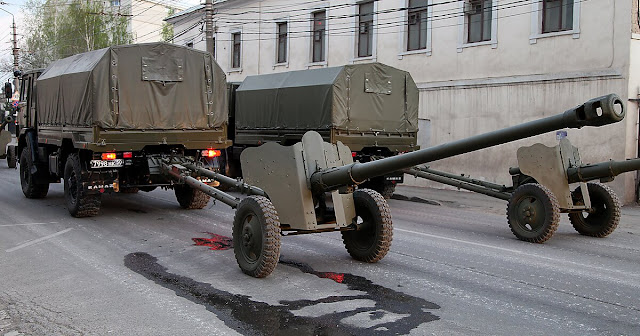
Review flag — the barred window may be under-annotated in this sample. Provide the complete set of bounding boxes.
[407,0,428,51]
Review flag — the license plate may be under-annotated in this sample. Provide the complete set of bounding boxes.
[90,159,124,169]
[385,176,403,182]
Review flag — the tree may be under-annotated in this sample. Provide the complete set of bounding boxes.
[161,7,176,43]
[20,0,132,69]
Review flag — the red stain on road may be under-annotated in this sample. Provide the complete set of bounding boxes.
[192,233,233,250]
[318,272,345,283]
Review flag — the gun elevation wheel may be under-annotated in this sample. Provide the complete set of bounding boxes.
[568,183,620,237]
[342,189,393,263]
[233,196,281,278]
[507,184,560,243]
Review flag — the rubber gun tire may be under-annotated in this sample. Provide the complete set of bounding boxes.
[233,196,281,278]
[568,183,620,238]
[342,189,393,262]
[507,184,560,243]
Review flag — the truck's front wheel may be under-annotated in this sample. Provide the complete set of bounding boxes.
[174,185,210,209]
[64,153,101,217]
[19,145,49,198]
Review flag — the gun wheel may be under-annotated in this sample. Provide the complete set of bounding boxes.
[233,196,281,278]
[568,183,620,237]
[507,184,560,243]
[342,189,393,263]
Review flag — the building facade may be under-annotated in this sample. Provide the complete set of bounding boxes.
[167,0,640,204]
[116,0,184,43]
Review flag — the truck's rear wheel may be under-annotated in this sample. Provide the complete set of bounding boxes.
[174,185,210,209]
[64,153,101,217]
[20,145,49,199]
[232,196,281,278]
[6,146,17,168]
[342,189,393,263]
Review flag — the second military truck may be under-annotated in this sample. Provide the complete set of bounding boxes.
[221,63,419,198]
[15,43,230,217]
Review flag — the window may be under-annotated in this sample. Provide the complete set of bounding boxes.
[407,0,428,51]
[357,1,374,58]
[542,0,573,33]
[465,0,492,43]
[111,0,120,6]
[312,11,326,63]
[276,22,288,64]
[232,32,241,69]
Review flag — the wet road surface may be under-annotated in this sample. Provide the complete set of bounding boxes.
[1,160,639,335]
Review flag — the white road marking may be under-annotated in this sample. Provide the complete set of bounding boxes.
[0,222,59,227]
[5,228,73,253]
[394,227,638,278]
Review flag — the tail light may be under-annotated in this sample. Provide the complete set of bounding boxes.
[351,152,357,158]
[202,149,221,158]
[101,153,116,160]
[123,152,133,159]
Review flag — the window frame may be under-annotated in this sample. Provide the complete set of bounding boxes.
[275,21,289,65]
[529,0,581,44]
[230,30,242,71]
[457,0,498,52]
[541,0,574,34]
[311,10,327,64]
[398,0,433,58]
[352,0,377,62]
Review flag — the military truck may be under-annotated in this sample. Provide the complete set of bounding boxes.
[221,63,419,198]
[15,43,230,217]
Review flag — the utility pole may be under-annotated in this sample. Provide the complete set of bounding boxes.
[11,16,19,92]
[0,5,19,94]
[204,0,214,58]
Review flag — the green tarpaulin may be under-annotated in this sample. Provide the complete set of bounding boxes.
[236,63,418,133]
[37,43,227,130]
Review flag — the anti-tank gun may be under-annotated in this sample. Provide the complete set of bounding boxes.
[227,93,625,277]
[405,152,640,243]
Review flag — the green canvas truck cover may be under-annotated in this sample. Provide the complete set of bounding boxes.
[36,43,227,130]
[235,62,418,133]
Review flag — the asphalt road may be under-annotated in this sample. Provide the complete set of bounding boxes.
[1,160,639,335]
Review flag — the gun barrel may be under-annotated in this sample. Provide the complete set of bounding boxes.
[567,158,640,183]
[311,94,625,192]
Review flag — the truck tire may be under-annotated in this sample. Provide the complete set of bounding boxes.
[19,144,49,198]
[232,196,281,278]
[6,145,16,168]
[174,185,210,209]
[342,189,393,263]
[64,153,101,217]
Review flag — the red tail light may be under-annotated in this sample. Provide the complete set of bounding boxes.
[202,149,221,158]
[351,152,357,158]
[123,152,133,159]
[101,153,116,160]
